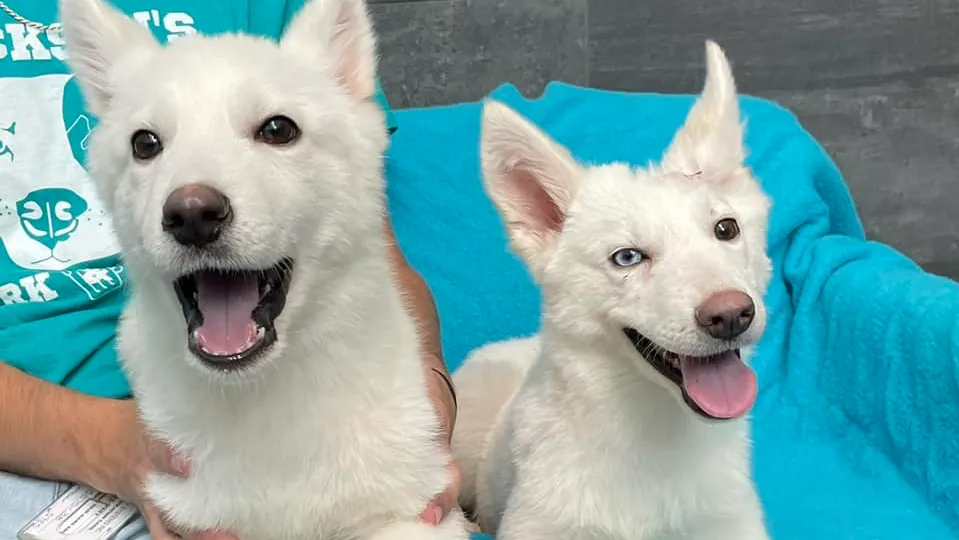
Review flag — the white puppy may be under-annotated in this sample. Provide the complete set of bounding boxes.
[59,0,467,538]
[453,42,772,540]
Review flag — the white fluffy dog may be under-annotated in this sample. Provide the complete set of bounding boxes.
[452,42,772,540]
[59,0,467,538]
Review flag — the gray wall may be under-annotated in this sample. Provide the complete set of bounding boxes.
[370,0,959,278]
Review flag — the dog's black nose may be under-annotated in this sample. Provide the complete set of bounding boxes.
[162,184,232,248]
[695,290,755,340]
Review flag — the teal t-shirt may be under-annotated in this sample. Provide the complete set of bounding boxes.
[0,0,397,398]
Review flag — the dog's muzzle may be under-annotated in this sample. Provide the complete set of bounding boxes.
[623,290,760,421]
[162,183,295,371]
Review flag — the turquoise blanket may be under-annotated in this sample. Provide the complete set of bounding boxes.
[385,83,959,539]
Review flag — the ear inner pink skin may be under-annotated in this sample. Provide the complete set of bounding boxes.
[510,168,565,233]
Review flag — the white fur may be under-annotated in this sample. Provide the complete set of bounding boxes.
[60,0,467,538]
[453,42,772,540]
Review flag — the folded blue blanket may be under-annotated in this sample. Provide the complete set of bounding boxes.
[385,82,959,539]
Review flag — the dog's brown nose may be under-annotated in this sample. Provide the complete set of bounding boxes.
[162,183,232,248]
[695,290,755,340]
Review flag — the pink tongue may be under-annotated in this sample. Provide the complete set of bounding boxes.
[679,351,757,419]
[194,272,260,356]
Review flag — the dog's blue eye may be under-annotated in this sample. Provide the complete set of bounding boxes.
[610,248,645,268]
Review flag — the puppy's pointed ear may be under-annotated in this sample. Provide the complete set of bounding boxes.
[662,41,745,180]
[481,100,583,277]
[280,0,377,101]
[60,0,159,116]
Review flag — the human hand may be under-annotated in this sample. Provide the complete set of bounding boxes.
[418,448,480,533]
[149,414,464,535]
[103,353,465,537]
[142,440,238,540]
[94,400,237,540]
[151,436,466,534]
[419,453,462,526]
[418,359,466,527]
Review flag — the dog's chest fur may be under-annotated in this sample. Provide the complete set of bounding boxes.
[117,274,447,540]
[481,340,758,539]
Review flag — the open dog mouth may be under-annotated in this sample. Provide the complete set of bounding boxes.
[173,259,294,371]
[623,328,757,420]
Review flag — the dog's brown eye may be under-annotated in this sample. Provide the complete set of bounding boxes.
[256,116,300,145]
[131,130,163,161]
[714,218,740,241]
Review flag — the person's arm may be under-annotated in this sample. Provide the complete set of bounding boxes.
[0,361,132,490]
[382,216,463,525]
[382,216,456,441]
[0,362,194,539]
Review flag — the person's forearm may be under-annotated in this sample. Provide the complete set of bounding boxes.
[0,361,130,490]
[383,218,456,441]
[398,264,456,440]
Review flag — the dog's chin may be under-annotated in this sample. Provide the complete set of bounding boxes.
[622,328,758,422]
[172,258,294,375]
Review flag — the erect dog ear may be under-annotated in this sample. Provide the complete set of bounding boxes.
[662,41,745,182]
[480,100,584,277]
[280,0,378,101]
[60,0,160,116]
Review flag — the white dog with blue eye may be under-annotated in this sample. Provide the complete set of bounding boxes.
[452,42,772,540]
